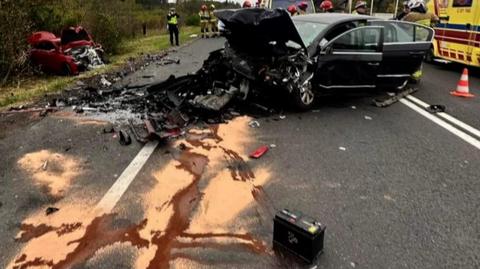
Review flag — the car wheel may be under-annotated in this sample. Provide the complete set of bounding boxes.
[292,79,315,110]
[61,63,72,76]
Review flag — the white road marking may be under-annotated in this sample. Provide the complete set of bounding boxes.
[95,141,159,214]
[400,98,480,150]
[406,95,480,139]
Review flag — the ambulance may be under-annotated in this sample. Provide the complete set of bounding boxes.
[427,0,480,67]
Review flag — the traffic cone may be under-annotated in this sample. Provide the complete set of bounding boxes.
[450,68,474,98]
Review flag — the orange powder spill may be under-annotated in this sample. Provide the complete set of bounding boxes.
[17,150,83,197]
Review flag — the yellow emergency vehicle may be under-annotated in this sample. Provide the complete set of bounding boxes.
[427,0,480,67]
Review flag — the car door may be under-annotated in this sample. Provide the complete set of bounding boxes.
[315,26,383,89]
[369,20,434,89]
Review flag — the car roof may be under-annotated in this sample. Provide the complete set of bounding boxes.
[292,13,373,24]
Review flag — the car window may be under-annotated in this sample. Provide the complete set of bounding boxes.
[33,41,56,51]
[293,20,328,46]
[330,27,382,52]
[370,21,433,43]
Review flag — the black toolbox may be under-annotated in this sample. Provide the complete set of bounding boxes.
[273,209,325,263]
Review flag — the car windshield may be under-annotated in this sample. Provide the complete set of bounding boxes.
[292,20,328,47]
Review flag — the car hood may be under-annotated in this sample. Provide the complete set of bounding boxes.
[216,8,307,53]
[27,32,59,46]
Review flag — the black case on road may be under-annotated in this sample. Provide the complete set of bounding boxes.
[273,209,325,263]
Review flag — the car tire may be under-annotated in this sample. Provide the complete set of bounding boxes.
[291,79,315,111]
[61,63,72,76]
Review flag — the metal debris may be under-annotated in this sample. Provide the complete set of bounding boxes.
[118,130,132,146]
[248,120,260,128]
[339,146,346,151]
[42,161,48,171]
[373,87,417,107]
[100,76,112,87]
[364,116,372,120]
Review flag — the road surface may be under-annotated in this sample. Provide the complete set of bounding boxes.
[0,38,479,269]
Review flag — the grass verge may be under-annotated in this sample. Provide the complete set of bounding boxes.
[0,26,199,109]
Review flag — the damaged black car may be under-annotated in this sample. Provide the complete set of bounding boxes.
[206,9,434,109]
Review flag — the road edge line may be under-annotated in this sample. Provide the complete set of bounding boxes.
[94,140,159,214]
[399,98,480,150]
[405,95,480,139]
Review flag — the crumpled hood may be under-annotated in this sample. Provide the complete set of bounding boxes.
[216,8,306,54]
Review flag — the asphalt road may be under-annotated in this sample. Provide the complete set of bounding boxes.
[0,38,479,269]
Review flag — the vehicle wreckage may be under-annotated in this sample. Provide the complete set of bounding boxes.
[48,9,434,142]
[28,27,105,75]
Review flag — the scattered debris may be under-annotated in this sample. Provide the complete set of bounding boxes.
[250,145,269,159]
[269,144,277,148]
[248,120,261,128]
[42,161,48,171]
[364,115,372,120]
[45,207,59,216]
[142,75,155,78]
[373,87,417,107]
[279,115,286,120]
[102,126,115,134]
[118,130,132,146]
[189,34,198,38]
[426,104,446,113]
[1,107,59,115]
[178,143,187,151]
[350,262,357,268]
[351,106,357,110]
[339,146,346,151]
[100,76,112,87]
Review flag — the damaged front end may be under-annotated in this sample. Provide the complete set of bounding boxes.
[65,46,105,71]
[206,8,316,109]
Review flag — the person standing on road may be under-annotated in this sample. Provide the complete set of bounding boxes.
[167,7,180,46]
[352,1,368,14]
[298,1,309,14]
[209,4,218,38]
[199,4,211,38]
[402,0,439,82]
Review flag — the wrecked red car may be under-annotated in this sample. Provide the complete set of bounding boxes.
[28,27,105,75]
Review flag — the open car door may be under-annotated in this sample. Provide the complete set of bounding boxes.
[315,26,384,89]
[369,20,434,89]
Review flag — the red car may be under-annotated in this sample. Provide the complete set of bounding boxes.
[28,27,105,75]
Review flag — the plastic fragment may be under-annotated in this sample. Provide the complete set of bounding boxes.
[250,145,269,159]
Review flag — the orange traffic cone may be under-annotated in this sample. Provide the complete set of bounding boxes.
[450,68,474,98]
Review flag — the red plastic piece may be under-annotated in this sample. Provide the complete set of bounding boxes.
[249,145,269,159]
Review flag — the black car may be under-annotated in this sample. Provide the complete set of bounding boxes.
[207,9,434,109]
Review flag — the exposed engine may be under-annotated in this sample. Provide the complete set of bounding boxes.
[66,46,105,71]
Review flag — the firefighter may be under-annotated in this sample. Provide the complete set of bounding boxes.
[287,4,298,16]
[209,4,218,37]
[298,1,308,14]
[167,7,180,46]
[402,0,438,82]
[395,1,410,20]
[402,0,438,27]
[320,0,334,12]
[242,1,252,8]
[353,1,368,15]
[199,4,210,38]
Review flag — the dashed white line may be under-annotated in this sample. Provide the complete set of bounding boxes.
[406,95,480,139]
[399,98,480,150]
[95,140,159,214]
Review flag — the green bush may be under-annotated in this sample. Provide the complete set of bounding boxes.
[185,15,200,26]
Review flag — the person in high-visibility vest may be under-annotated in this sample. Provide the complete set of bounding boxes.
[167,7,180,46]
[199,4,211,38]
[402,0,439,82]
[209,4,218,37]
